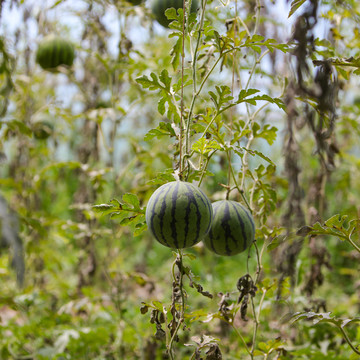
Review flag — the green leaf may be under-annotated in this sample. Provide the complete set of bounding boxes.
[253,350,265,356]
[267,235,286,252]
[288,0,306,18]
[159,69,172,91]
[170,36,182,71]
[242,148,275,165]
[250,34,265,42]
[192,138,223,155]
[253,123,278,145]
[144,122,176,141]
[165,7,178,22]
[2,119,32,136]
[237,88,260,102]
[122,193,141,211]
[134,222,147,237]
[92,204,115,212]
[249,94,286,111]
[136,71,172,92]
[136,72,161,91]
[152,301,164,311]
[208,85,233,111]
[324,214,348,229]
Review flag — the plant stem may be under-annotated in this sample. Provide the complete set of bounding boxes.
[338,325,360,355]
[167,250,186,359]
[230,322,253,357]
[250,289,267,357]
[226,150,232,200]
[347,236,360,254]
[182,0,207,173]
[179,0,187,177]
[198,150,217,187]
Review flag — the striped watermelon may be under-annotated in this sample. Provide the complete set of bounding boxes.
[36,35,75,70]
[33,120,53,140]
[145,181,213,249]
[151,0,199,28]
[203,200,255,256]
[127,0,143,5]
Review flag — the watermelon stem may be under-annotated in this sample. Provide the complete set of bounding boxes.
[167,250,186,359]
[182,0,208,174]
[229,322,252,356]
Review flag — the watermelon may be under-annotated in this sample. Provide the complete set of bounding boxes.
[203,200,255,256]
[127,0,143,5]
[36,35,75,70]
[145,181,213,249]
[151,0,199,28]
[32,120,54,140]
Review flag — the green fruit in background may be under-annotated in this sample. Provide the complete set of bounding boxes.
[151,0,199,28]
[127,0,143,5]
[36,35,75,70]
[32,121,54,140]
[145,181,213,249]
[203,200,255,256]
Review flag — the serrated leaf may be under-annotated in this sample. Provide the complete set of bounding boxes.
[4,119,32,136]
[170,36,182,71]
[92,204,115,212]
[156,96,166,116]
[192,138,222,155]
[253,123,278,145]
[136,73,159,91]
[242,148,275,165]
[296,225,312,236]
[208,90,218,109]
[237,88,260,102]
[250,34,265,42]
[122,193,141,210]
[165,7,178,21]
[250,45,261,54]
[152,301,163,311]
[159,69,172,91]
[134,222,147,237]
[249,94,286,111]
[110,198,121,207]
[110,211,129,221]
[120,215,138,226]
[324,214,348,229]
[144,122,176,141]
[267,235,286,252]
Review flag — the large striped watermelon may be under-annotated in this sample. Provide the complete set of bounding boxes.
[36,35,75,70]
[145,181,213,249]
[151,0,199,28]
[203,200,255,256]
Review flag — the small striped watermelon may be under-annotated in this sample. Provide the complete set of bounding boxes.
[145,181,213,249]
[203,200,255,256]
[36,35,75,70]
[127,0,143,5]
[33,120,53,140]
[151,0,199,28]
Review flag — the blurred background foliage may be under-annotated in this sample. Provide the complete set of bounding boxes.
[0,0,360,359]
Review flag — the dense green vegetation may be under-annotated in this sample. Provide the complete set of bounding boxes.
[0,0,360,359]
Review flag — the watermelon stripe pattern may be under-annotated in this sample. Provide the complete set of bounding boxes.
[146,181,213,249]
[204,200,255,256]
[36,35,75,70]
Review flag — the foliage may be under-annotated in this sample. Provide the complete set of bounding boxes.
[0,0,360,359]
